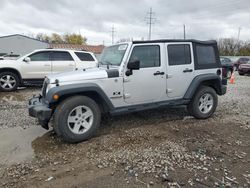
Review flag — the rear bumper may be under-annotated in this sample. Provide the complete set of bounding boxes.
[28,95,52,130]
[219,78,227,95]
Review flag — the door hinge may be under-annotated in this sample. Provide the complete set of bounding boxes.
[166,89,173,93]
[123,77,130,82]
[166,74,173,79]
[124,93,131,98]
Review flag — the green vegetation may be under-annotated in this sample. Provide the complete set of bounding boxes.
[36,33,87,45]
[218,38,250,56]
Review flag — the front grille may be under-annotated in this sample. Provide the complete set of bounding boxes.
[42,80,48,97]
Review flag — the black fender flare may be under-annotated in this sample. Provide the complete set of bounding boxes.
[184,74,224,99]
[45,83,114,110]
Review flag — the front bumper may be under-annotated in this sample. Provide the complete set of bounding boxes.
[28,95,52,130]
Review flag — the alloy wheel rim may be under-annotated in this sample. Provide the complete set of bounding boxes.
[67,105,94,134]
[198,93,214,114]
[0,75,16,89]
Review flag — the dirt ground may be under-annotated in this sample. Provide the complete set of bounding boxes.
[0,74,250,188]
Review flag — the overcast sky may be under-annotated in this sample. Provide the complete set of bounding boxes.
[1,0,250,45]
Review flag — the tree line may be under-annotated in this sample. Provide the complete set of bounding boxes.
[34,33,250,56]
[217,38,250,56]
[36,33,87,45]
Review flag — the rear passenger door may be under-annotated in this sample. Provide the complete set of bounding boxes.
[51,51,75,73]
[74,52,97,69]
[166,43,194,99]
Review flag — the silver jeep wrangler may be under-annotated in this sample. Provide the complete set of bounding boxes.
[29,39,227,143]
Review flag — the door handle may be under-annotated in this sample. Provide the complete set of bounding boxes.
[154,71,165,76]
[183,68,193,73]
[44,64,50,67]
[69,64,74,66]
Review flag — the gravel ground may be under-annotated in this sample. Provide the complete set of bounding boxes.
[0,74,250,188]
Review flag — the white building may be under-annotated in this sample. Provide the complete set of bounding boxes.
[0,34,49,56]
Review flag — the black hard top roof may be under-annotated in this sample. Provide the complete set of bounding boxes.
[132,39,217,45]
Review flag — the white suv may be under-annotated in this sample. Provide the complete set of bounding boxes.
[0,49,97,91]
[29,39,227,143]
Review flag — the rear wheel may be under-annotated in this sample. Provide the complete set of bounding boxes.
[188,86,218,119]
[53,96,101,143]
[239,72,245,76]
[0,72,19,92]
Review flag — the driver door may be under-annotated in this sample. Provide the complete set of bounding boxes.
[123,44,166,105]
[21,51,52,79]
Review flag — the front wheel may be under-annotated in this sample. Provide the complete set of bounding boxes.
[187,86,218,119]
[0,72,19,92]
[53,96,101,143]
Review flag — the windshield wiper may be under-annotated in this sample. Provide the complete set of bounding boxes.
[98,61,113,69]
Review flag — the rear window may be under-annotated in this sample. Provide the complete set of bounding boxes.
[75,52,95,61]
[194,44,219,69]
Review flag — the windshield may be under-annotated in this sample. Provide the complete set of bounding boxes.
[99,44,128,66]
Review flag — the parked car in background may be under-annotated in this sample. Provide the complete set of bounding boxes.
[238,60,250,75]
[220,57,234,78]
[0,49,97,91]
[233,57,250,70]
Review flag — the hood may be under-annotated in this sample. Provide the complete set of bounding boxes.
[47,67,119,83]
[0,60,17,66]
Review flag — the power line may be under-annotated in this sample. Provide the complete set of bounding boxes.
[145,7,156,40]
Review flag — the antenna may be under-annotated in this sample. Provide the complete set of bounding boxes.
[145,7,156,40]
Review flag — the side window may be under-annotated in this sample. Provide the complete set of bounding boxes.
[52,52,74,61]
[75,52,95,61]
[129,45,160,68]
[29,52,50,61]
[196,45,216,65]
[168,44,191,66]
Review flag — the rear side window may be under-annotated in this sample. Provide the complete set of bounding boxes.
[196,46,216,65]
[52,52,73,61]
[129,45,160,68]
[168,44,191,66]
[194,44,219,69]
[75,52,95,61]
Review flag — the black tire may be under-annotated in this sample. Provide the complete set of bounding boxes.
[239,72,244,76]
[53,96,101,143]
[0,72,19,92]
[187,86,218,119]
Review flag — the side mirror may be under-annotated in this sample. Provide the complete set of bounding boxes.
[127,60,140,70]
[23,57,31,62]
[126,60,140,76]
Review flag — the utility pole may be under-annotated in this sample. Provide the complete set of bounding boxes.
[145,7,156,40]
[237,27,241,42]
[234,27,242,56]
[183,24,186,39]
[110,25,116,45]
